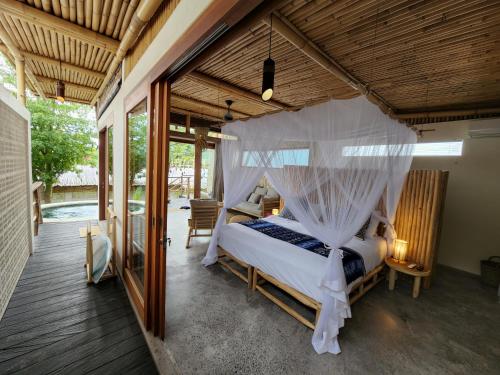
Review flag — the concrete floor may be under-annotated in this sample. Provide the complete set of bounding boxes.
[160,207,500,374]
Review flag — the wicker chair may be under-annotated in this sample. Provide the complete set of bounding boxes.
[186,199,219,248]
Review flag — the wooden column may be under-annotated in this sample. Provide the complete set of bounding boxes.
[194,140,202,199]
[185,114,191,134]
[15,58,26,106]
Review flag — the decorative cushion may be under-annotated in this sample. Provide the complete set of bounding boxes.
[247,193,261,204]
[254,186,268,196]
[355,217,371,240]
[279,206,296,221]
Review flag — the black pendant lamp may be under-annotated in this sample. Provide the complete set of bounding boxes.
[261,15,275,101]
[56,60,65,102]
[224,99,234,121]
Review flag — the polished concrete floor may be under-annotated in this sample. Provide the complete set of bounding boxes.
[161,208,500,374]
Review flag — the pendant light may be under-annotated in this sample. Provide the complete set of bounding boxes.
[261,14,275,101]
[224,99,234,121]
[56,60,65,102]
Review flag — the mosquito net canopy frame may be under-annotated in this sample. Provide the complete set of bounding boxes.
[202,96,416,354]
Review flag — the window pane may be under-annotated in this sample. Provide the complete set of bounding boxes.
[127,99,147,293]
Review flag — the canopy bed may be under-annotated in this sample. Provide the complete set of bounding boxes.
[202,96,418,354]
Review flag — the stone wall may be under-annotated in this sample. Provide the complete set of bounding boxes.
[0,90,32,319]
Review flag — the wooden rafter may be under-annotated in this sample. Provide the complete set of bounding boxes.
[187,71,289,110]
[21,51,106,80]
[396,107,500,119]
[172,94,251,118]
[265,12,395,117]
[35,75,98,96]
[0,0,119,53]
[171,106,222,123]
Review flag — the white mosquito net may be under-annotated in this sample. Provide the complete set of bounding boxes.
[202,96,416,354]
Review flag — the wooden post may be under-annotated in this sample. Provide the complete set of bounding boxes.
[194,141,202,199]
[185,113,191,134]
[15,58,26,106]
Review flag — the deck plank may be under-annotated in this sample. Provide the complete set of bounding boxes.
[0,221,158,375]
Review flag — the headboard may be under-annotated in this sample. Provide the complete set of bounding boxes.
[394,170,449,288]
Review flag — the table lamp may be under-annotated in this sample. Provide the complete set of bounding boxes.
[272,208,279,216]
[393,239,408,263]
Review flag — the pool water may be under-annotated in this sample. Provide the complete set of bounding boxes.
[42,202,144,220]
[43,203,98,220]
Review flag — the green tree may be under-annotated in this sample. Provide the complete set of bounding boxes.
[29,98,97,202]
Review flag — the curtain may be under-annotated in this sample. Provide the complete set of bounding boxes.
[212,142,224,202]
[203,96,416,353]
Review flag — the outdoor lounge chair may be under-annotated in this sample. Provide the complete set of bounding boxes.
[85,207,118,284]
[186,199,219,248]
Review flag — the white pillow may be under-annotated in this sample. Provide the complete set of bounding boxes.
[247,193,261,204]
[254,186,267,196]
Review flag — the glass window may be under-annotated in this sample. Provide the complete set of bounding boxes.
[107,126,113,209]
[126,99,148,292]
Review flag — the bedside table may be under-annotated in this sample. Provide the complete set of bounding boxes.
[385,257,431,298]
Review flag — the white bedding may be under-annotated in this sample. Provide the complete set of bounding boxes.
[219,215,387,302]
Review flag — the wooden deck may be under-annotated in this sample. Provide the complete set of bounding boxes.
[0,221,158,375]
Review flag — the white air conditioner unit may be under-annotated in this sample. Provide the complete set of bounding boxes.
[468,128,500,139]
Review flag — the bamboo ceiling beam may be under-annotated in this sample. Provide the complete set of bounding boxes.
[0,23,46,99]
[22,50,105,80]
[45,94,91,104]
[0,0,119,53]
[172,94,251,118]
[35,75,98,95]
[396,107,500,119]
[171,106,222,123]
[265,12,395,117]
[187,71,289,110]
[91,0,163,105]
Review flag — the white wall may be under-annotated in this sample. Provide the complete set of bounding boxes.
[97,0,214,272]
[411,118,500,275]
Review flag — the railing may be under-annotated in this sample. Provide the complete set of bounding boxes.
[32,181,43,236]
[168,175,192,199]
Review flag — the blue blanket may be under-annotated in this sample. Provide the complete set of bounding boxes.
[239,219,365,284]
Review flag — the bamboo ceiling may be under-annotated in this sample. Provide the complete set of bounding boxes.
[0,0,143,103]
[172,0,500,126]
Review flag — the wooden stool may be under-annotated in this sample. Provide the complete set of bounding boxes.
[385,257,431,298]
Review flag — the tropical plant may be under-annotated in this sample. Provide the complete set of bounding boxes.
[29,98,97,202]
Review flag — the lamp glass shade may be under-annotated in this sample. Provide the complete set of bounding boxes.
[272,208,279,216]
[393,239,408,262]
[56,80,65,102]
[261,57,275,101]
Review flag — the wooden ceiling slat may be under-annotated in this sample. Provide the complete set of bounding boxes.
[76,0,84,25]
[99,0,111,33]
[105,0,120,36]
[92,0,101,32]
[60,0,69,19]
[69,0,76,22]
[119,0,138,39]
[112,0,127,39]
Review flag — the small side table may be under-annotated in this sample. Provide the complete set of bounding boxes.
[385,257,430,298]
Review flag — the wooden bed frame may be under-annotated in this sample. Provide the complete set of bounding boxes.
[217,170,448,331]
[218,244,384,329]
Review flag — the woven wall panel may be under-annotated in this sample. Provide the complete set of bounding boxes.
[0,99,31,319]
[394,169,449,287]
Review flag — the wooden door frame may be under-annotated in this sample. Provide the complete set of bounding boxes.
[98,129,106,221]
[123,86,152,326]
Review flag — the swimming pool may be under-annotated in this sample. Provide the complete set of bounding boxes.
[42,201,144,221]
